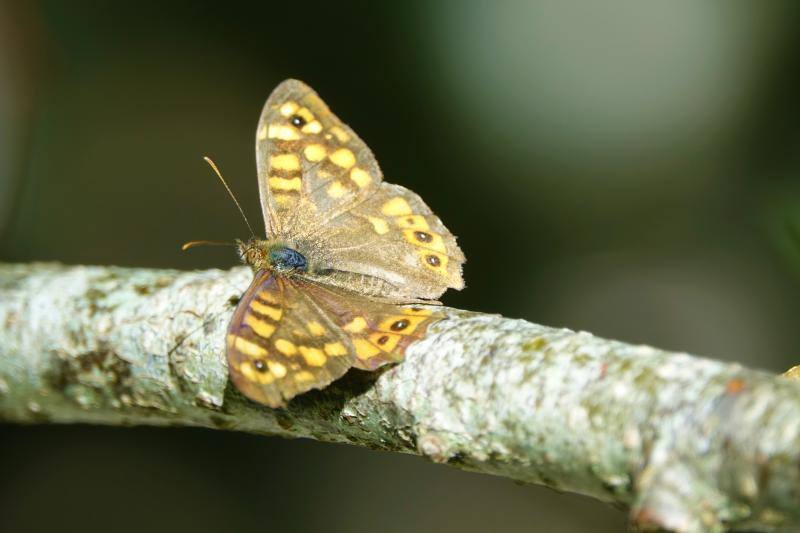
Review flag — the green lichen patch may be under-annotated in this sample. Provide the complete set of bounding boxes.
[48,346,134,409]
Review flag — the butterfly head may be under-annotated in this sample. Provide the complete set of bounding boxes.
[236,239,268,270]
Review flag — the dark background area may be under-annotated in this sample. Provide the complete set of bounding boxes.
[2,2,800,532]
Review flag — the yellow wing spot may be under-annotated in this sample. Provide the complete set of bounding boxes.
[229,335,267,358]
[268,124,301,141]
[250,300,282,321]
[324,342,347,356]
[269,176,302,192]
[377,315,428,334]
[369,332,402,352]
[417,250,449,274]
[302,120,323,134]
[343,316,367,333]
[299,346,327,367]
[367,216,389,235]
[295,370,316,383]
[327,181,348,199]
[274,193,297,206]
[329,126,350,142]
[275,339,297,356]
[329,148,356,168]
[268,361,287,378]
[257,125,268,140]
[307,321,327,336]
[244,314,276,338]
[381,197,412,216]
[270,154,301,171]
[402,306,434,317]
[354,338,381,360]
[349,167,372,188]
[279,101,299,117]
[257,291,279,304]
[395,214,429,230]
[303,143,327,162]
[296,107,315,122]
[238,361,254,379]
[403,229,446,253]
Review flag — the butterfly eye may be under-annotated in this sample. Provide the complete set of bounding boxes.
[290,115,306,128]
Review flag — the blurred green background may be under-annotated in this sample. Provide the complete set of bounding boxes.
[2,2,800,532]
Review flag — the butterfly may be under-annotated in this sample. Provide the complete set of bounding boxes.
[224,79,465,407]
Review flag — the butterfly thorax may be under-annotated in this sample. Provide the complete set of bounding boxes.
[237,239,309,275]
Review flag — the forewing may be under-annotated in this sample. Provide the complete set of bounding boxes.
[255,79,383,238]
[226,270,355,407]
[255,78,465,302]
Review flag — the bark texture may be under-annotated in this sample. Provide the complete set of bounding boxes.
[1,262,799,532]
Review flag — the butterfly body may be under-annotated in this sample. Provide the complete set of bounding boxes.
[267,244,309,273]
[225,80,465,408]
[237,239,312,275]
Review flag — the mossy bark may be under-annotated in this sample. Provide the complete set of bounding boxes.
[1,262,799,532]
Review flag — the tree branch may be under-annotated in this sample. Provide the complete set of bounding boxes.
[1,262,799,532]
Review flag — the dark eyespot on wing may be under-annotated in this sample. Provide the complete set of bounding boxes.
[390,319,409,331]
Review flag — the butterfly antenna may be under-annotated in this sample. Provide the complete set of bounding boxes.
[181,240,236,251]
[203,156,256,237]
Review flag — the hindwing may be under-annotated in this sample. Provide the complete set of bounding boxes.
[226,270,442,407]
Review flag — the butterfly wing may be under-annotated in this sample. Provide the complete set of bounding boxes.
[226,270,353,407]
[256,79,464,301]
[304,182,465,300]
[255,79,383,239]
[302,282,444,372]
[227,270,443,407]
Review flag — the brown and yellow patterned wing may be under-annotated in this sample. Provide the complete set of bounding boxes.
[256,79,465,301]
[226,270,353,407]
[255,79,383,239]
[302,282,444,372]
[304,182,465,300]
[226,270,443,407]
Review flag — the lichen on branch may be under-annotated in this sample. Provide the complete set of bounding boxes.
[1,262,799,533]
